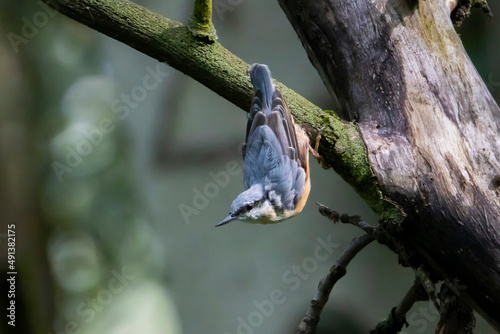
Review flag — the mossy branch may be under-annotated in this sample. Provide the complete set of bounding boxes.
[40,0,404,223]
[188,0,218,41]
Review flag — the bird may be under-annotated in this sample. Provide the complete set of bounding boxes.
[216,63,313,226]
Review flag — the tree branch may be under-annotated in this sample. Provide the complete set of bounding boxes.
[188,0,218,41]
[316,203,410,266]
[317,202,376,235]
[451,0,492,26]
[371,279,428,334]
[40,0,404,224]
[295,233,374,334]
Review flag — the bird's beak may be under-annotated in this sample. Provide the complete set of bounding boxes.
[215,215,236,227]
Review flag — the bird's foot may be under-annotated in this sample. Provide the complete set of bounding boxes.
[309,128,329,169]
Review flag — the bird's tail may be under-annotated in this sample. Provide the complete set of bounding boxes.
[250,63,274,112]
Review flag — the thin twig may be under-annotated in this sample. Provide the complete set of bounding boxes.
[295,233,374,334]
[188,0,218,41]
[317,203,411,268]
[371,279,428,334]
[315,204,425,333]
[317,202,376,235]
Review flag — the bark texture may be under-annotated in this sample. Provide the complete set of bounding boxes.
[279,0,500,329]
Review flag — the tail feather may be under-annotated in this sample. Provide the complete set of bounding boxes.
[250,64,274,112]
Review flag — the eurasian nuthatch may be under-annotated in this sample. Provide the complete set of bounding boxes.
[217,64,312,226]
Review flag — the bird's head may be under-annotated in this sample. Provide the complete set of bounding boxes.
[217,184,282,226]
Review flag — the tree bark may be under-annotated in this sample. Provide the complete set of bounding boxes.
[40,0,500,330]
[279,0,500,329]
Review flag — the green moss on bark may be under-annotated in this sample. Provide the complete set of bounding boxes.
[188,0,218,41]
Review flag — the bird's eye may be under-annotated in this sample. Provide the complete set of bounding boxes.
[245,204,254,211]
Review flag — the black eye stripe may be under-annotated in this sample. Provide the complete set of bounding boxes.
[234,203,252,216]
[234,199,265,216]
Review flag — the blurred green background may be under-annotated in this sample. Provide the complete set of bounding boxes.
[0,1,498,333]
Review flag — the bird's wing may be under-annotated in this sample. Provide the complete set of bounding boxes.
[270,90,302,164]
[245,65,303,168]
[243,125,283,188]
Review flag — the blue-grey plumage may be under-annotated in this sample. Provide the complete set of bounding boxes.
[250,64,274,112]
[217,64,311,226]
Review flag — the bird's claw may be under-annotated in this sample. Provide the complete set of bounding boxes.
[309,127,329,169]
